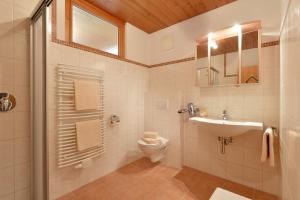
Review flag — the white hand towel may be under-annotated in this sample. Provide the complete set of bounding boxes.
[261,127,275,167]
[74,80,100,110]
[261,129,268,162]
[269,129,275,167]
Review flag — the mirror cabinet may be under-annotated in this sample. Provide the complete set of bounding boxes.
[196,21,261,87]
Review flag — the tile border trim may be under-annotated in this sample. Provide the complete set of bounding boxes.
[149,41,280,68]
[261,40,280,48]
[52,38,149,67]
[149,57,196,68]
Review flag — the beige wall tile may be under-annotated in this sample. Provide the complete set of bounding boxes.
[14,163,30,190]
[0,30,14,58]
[14,137,30,164]
[0,0,13,31]
[14,60,29,86]
[0,113,14,141]
[0,140,14,169]
[226,146,245,165]
[226,163,244,185]
[244,148,263,170]
[14,188,30,200]
[14,112,30,138]
[243,167,262,190]
[0,167,14,197]
[13,0,39,15]
[211,158,227,179]
[262,170,281,196]
[0,194,14,200]
[0,58,14,86]
[14,86,30,112]
[13,33,29,61]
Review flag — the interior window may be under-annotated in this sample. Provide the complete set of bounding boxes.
[67,0,125,57]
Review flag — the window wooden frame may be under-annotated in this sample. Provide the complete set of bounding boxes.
[65,0,125,57]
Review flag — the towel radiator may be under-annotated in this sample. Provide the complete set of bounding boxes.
[56,64,104,168]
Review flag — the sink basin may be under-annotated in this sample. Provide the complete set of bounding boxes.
[189,117,263,137]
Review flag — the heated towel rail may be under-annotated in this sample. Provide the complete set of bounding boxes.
[56,64,104,168]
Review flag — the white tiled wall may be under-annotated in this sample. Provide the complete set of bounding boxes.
[47,41,149,199]
[145,45,281,196]
[0,0,38,200]
[280,0,300,199]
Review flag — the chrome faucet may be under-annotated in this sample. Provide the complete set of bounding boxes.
[178,103,199,116]
[222,110,229,120]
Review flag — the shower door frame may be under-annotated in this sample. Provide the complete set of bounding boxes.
[30,0,52,199]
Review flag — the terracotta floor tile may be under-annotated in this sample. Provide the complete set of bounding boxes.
[174,167,200,189]
[189,178,223,200]
[253,190,279,200]
[221,180,254,199]
[182,192,198,200]
[57,158,278,200]
[57,193,78,200]
[143,181,185,200]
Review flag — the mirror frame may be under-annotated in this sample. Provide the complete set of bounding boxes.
[196,21,262,87]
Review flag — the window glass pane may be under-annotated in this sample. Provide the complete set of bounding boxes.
[72,5,119,55]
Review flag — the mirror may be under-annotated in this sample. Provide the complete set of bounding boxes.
[210,35,239,86]
[196,21,261,87]
[241,31,259,84]
[196,43,209,87]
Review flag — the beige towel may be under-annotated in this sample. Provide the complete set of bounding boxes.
[261,127,275,167]
[143,131,159,139]
[76,120,101,151]
[74,80,100,110]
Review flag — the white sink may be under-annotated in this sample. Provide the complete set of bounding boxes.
[189,117,263,137]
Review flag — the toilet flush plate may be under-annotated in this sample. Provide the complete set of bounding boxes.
[210,188,251,200]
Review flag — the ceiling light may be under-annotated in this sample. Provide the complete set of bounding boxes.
[211,41,218,49]
[233,24,241,32]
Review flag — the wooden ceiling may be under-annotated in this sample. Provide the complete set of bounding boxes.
[85,0,237,33]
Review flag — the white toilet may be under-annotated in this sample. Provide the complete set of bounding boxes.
[138,136,169,163]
